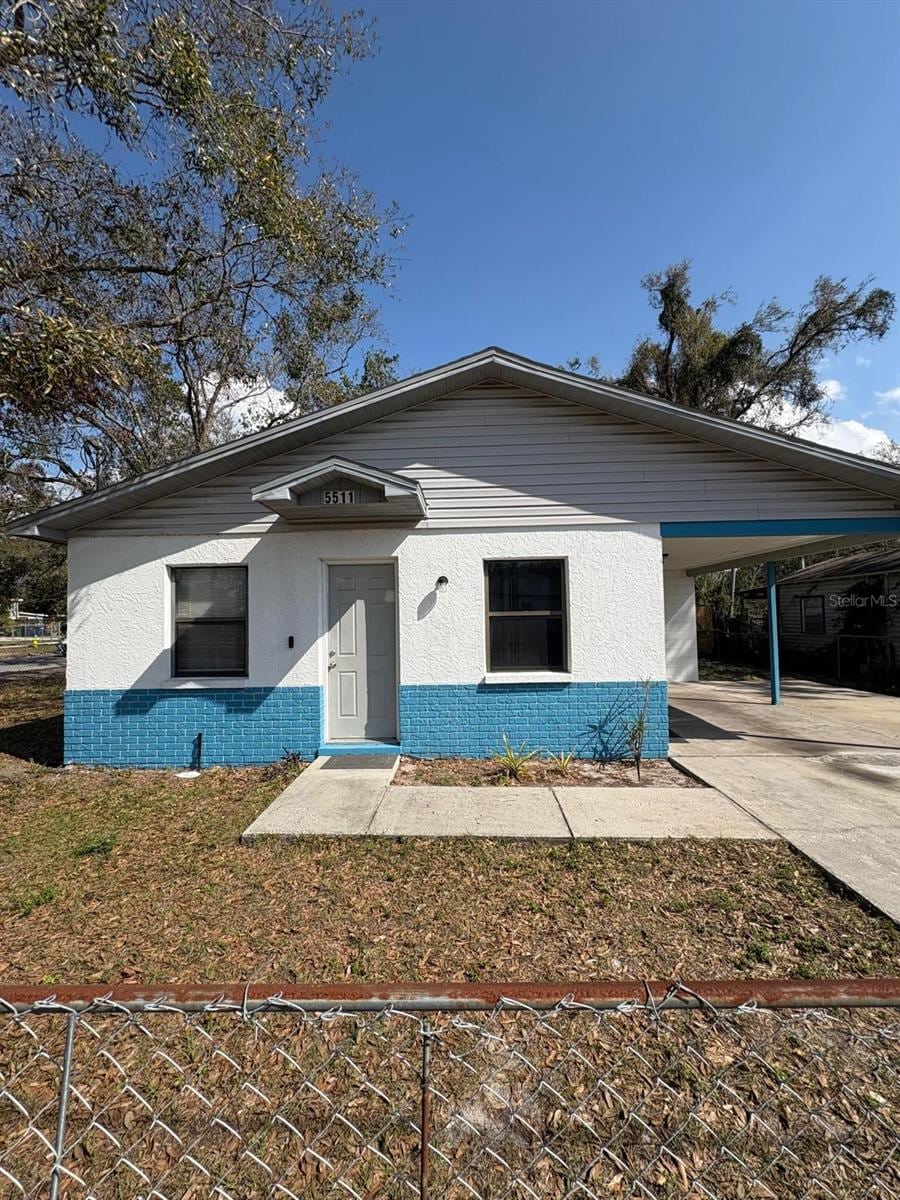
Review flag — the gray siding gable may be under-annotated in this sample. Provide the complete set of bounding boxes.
[82,382,899,534]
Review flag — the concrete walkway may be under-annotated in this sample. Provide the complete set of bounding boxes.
[241,755,399,839]
[242,756,772,841]
[670,679,900,922]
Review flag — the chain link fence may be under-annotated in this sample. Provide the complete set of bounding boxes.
[0,981,898,1199]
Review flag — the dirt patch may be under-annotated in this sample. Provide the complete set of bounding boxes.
[395,755,703,787]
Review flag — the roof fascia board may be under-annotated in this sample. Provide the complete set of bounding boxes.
[662,517,900,538]
[2,522,67,544]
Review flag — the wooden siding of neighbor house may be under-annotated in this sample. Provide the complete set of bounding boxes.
[83,384,900,534]
[779,572,900,687]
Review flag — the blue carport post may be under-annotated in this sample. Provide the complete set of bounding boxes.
[765,560,781,705]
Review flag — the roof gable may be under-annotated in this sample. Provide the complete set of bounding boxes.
[7,347,900,541]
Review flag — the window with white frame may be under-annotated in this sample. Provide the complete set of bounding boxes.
[800,595,826,635]
[172,566,248,676]
[484,559,568,671]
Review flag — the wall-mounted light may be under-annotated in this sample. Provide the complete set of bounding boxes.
[435,575,449,592]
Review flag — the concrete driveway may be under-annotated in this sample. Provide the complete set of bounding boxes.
[669,679,900,922]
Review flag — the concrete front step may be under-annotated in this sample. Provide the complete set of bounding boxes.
[318,742,401,756]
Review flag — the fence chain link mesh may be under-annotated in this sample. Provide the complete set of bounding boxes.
[0,992,897,1199]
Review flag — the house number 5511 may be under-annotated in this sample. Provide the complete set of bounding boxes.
[323,489,356,504]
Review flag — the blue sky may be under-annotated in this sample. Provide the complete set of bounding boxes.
[321,0,900,454]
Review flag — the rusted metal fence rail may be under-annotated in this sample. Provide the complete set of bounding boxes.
[0,979,898,1199]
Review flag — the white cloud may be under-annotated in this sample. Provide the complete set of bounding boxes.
[798,416,891,458]
[875,386,900,413]
[754,399,893,460]
[819,378,846,402]
[856,355,872,368]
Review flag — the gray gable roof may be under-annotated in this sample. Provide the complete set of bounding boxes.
[8,346,900,542]
[778,545,900,585]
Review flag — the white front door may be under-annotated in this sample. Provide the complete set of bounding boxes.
[327,563,398,741]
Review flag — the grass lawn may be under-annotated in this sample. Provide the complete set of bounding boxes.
[1,675,897,986]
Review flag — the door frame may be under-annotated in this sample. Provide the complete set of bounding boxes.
[321,557,400,743]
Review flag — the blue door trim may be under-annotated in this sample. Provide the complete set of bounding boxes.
[661,517,900,538]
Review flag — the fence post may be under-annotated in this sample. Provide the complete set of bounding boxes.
[49,1011,77,1200]
[419,1025,432,1200]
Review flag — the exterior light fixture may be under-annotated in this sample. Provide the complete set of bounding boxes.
[435,576,449,592]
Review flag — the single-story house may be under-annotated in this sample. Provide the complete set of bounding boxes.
[742,546,900,691]
[7,348,900,767]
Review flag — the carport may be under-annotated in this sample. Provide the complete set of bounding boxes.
[662,515,900,703]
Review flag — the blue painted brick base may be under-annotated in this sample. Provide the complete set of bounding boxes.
[399,681,668,759]
[65,680,668,767]
[64,687,323,767]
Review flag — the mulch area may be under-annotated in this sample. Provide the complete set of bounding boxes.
[395,755,702,787]
[0,674,897,985]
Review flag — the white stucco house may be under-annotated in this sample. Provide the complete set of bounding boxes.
[8,348,900,767]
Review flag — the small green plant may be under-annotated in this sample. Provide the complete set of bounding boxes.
[263,749,307,780]
[623,679,653,780]
[493,734,540,781]
[741,940,774,967]
[547,750,574,776]
[13,885,58,917]
[73,833,117,858]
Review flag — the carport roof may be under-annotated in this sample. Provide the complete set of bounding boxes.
[6,345,900,544]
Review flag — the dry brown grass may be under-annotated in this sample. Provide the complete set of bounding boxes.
[0,675,897,986]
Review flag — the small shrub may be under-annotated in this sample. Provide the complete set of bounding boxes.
[622,680,653,780]
[263,749,307,780]
[13,885,58,917]
[547,750,574,776]
[493,734,540,781]
[73,833,117,858]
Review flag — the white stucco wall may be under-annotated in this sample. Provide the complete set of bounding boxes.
[66,524,667,690]
[663,569,699,682]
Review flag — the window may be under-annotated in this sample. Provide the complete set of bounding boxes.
[800,595,825,635]
[172,566,248,676]
[485,559,567,672]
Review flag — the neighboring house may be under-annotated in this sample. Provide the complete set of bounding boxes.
[7,348,900,767]
[4,599,60,639]
[747,547,900,691]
